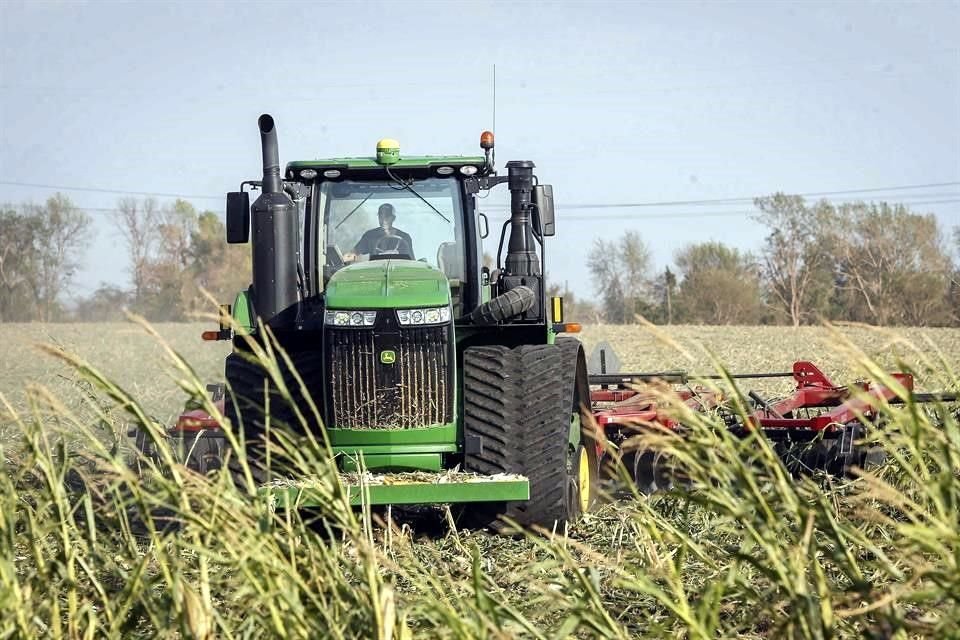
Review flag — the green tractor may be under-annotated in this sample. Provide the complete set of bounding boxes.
[215,114,596,529]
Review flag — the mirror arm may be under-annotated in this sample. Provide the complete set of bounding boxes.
[464,174,510,195]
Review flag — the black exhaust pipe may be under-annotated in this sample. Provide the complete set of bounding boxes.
[250,114,298,327]
[503,160,539,278]
[259,114,283,194]
[499,160,542,320]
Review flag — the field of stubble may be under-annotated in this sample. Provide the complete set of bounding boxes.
[1,322,958,639]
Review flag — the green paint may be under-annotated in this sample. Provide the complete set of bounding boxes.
[380,350,396,365]
[332,442,458,455]
[231,289,254,334]
[265,477,530,508]
[340,453,442,472]
[480,283,491,304]
[288,156,486,172]
[375,147,400,166]
[329,423,457,447]
[325,260,451,309]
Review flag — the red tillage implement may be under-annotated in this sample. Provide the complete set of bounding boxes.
[589,360,956,487]
[742,361,911,433]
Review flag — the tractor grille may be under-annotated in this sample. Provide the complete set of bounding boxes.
[326,325,452,429]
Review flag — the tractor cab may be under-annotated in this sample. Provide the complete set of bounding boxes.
[226,133,557,331]
[292,151,483,322]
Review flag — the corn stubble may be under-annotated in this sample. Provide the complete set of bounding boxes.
[0,322,958,638]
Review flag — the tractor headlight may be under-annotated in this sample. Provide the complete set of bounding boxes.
[325,310,377,326]
[396,306,451,326]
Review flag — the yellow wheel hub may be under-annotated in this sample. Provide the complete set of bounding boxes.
[577,446,591,512]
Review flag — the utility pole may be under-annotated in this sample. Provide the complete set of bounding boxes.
[664,266,675,325]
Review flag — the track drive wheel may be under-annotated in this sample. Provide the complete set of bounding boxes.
[224,349,325,482]
[461,341,597,532]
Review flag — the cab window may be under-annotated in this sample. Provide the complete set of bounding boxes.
[318,177,466,286]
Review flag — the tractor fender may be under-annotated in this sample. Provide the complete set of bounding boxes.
[556,337,591,419]
[557,337,605,469]
[555,336,601,513]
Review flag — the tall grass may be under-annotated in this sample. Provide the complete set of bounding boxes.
[1,322,957,638]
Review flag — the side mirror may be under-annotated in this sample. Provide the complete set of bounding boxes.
[533,184,555,237]
[226,192,250,243]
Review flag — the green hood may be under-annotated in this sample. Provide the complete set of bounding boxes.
[325,260,451,309]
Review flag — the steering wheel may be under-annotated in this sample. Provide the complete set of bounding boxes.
[373,235,410,257]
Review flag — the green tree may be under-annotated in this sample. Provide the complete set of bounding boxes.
[832,202,953,326]
[673,242,764,324]
[186,209,251,310]
[586,231,653,323]
[0,206,43,321]
[141,199,198,320]
[0,195,90,321]
[111,198,252,320]
[587,238,623,323]
[114,197,161,305]
[649,266,677,324]
[753,194,835,326]
[951,227,960,323]
[34,194,92,321]
[72,285,132,322]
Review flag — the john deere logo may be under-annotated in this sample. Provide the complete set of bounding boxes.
[380,350,396,364]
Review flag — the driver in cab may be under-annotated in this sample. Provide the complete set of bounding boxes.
[343,203,415,262]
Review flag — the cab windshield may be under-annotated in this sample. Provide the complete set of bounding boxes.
[318,177,466,285]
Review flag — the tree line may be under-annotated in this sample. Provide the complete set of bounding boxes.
[582,194,960,326]
[2,192,957,326]
[0,194,248,322]
[0,195,90,322]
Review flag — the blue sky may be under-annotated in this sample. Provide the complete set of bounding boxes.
[1,1,958,301]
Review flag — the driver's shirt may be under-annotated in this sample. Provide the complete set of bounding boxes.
[354,227,415,258]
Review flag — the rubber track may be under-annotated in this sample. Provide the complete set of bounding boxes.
[463,340,583,528]
[462,346,520,478]
[224,350,325,473]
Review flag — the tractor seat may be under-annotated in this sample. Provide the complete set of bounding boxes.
[437,242,463,281]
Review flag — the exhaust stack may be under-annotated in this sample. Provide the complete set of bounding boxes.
[499,160,542,320]
[250,114,298,327]
[503,160,540,278]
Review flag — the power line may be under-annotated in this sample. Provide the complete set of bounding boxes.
[477,197,960,222]
[481,182,960,210]
[69,197,960,222]
[3,179,958,210]
[551,193,960,212]
[553,199,960,221]
[72,206,225,215]
[0,180,223,200]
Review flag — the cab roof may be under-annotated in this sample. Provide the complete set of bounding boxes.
[286,155,486,176]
